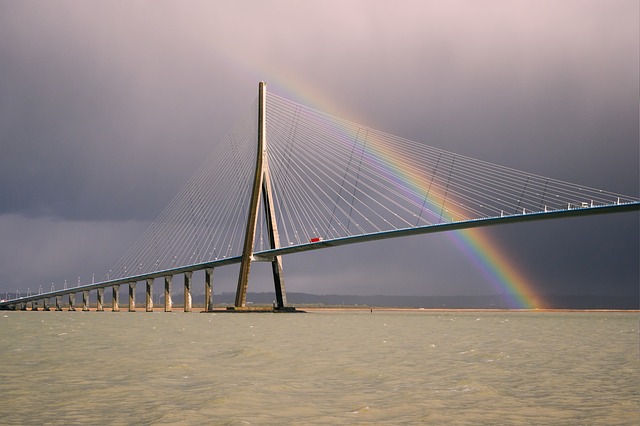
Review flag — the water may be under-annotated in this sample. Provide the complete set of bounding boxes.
[1,310,638,425]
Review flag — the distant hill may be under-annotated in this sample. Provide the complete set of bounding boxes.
[194,292,638,310]
[82,291,639,310]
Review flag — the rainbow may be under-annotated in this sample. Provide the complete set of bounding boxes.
[210,52,542,308]
[451,229,540,309]
[267,79,542,309]
[327,115,543,310]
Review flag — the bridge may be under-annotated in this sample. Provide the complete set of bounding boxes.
[2,82,638,311]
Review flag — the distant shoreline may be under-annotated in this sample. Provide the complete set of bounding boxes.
[5,306,638,313]
[302,307,640,313]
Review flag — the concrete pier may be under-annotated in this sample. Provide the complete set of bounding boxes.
[129,282,136,312]
[82,290,90,311]
[112,285,120,312]
[97,288,104,311]
[204,268,214,311]
[164,275,172,312]
[184,272,192,312]
[55,295,62,311]
[69,293,76,311]
[146,278,153,312]
[43,298,50,311]
[31,300,38,311]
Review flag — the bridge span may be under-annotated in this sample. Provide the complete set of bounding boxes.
[2,82,638,311]
[2,201,637,312]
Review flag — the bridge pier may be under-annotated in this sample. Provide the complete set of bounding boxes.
[204,268,214,311]
[146,278,153,312]
[184,272,192,312]
[129,282,136,312]
[31,300,38,311]
[43,298,50,311]
[112,285,120,312]
[20,302,27,311]
[69,293,76,311]
[164,275,172,312]
[55,295,62,311]
[82,290,90,311]
[97,288,104,311]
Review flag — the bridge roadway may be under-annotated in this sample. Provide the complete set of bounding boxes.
[1,201,638,311]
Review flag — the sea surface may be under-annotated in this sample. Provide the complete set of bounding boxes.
[0,310,638,425]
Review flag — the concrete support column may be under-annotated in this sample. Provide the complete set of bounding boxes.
[164,275,172,312]
[235,82,287,308]
[97,288,104,311]
[129,282,136,312]
[20,303,27,311]
[235,82,268,308]
[112,285,120,312]
[204,268,214,312]
[43,298,50,311]
[183,272,192,312]
[69,293,76,311]
[145,278,153,312]
[82,290,90,311]
[31,300,39,311]
[55,295,62,311]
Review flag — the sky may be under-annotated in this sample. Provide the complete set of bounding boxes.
[1,0,638,305]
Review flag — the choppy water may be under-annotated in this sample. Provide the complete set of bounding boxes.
[0,310,638,425]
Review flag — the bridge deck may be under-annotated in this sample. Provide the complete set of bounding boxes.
[1,201,637,309]
[253,202,640,260]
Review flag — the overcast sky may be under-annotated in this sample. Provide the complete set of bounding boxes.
[1,1,638,304]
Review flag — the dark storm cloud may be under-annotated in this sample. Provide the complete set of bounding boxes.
[2,1,636,220]
[0,2,248,221]
[0,214,147,294]
[0,1,637,299]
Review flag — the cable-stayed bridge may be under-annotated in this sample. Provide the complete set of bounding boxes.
[2,82,638,311]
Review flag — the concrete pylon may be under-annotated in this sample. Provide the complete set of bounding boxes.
[146,278,153,312]
[204,268,214,311]
[129,282,136,312]
[183,272,192,312]
[234,81,287,309]
[97,288,104,311]
[82,290,90,311]
[112,285,120,312]
[164,275,172,312]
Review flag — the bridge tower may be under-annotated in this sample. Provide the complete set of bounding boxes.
[234,82,287,308]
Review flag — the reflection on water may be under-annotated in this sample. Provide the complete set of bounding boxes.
[1,310,638,424]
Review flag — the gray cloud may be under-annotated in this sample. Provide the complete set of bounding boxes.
[0,1,637,301]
